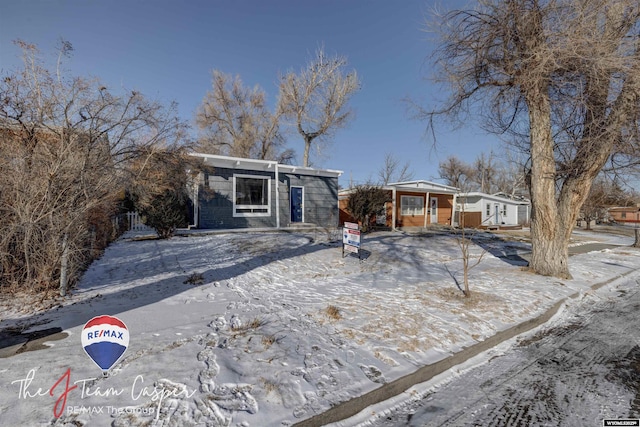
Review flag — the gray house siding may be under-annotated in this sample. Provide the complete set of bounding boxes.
[279,173,339,227]
[199,167,277,229]
[197,166,339,229]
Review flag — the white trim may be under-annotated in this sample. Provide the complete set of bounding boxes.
[423,192,430,227]
[388,180,460,194]
[275,163,280,228]
[190,152,342,178]
[460,191,527,205]
[392,187,397,231]
[233,174,271,217]
[451,193,458,226]
[290,186,304,223]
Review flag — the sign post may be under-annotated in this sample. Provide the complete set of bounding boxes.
[342,222,362,260]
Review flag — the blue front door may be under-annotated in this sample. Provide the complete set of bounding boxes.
[291,187,303,222]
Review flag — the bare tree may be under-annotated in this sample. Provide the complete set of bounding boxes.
[493,150,529,198]
[472,152,499,193]
[451,187,489,298]
[424,0,640,279]
[278,48,360,167]
[581,177,635,229]
[196,70,290,161]
[0,40,186,296]
[438,155,473,188]
[455,221,488,298]
[378,152,415,185]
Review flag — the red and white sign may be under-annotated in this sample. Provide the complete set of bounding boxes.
[344,222,359,230]
[343,244,359,253]
[343,228,361,248]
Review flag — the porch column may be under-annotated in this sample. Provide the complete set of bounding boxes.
[392,187,397,231]
[451,193,457,226]
[275,162,280,228]
[423,192,430,227]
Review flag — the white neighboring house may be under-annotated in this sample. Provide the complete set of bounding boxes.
[457,192,530,228]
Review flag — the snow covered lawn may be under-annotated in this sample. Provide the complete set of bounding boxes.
[1,228,639,426]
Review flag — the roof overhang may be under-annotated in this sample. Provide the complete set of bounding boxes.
[459,192,530,205]
[189,153,342,178]
[388,180,460,195]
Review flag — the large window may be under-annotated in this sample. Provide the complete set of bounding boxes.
[400,195,424,216]
[233,174,271,217]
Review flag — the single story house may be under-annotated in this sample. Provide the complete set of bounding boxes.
[189,153,342,229]
[339,180,460,230]
[608,205,640,224]
[456,192,530,228]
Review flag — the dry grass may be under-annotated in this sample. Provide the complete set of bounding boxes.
[260,377,279,395]
[325,305,342,320]
[261,334,277,348]
[231,317,267,333]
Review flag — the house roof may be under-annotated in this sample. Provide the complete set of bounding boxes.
[189,153,343,178]
[609,205,640,212]
[387,180,460,194]
[338,180,460,198]
[493,192,530,202]
[459,192,531,205]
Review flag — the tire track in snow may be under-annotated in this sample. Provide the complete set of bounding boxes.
[366,284,640,427]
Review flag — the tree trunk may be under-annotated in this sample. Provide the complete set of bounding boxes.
[302,138,311,167]
[463,249,470,297]
[527,83,574,279]
[634,228,640,248]
[59,233,69,297]
[529,230,571,278]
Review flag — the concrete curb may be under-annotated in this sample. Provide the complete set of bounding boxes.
[293,267,640,427]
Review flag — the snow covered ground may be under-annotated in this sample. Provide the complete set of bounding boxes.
[0,227,639,426]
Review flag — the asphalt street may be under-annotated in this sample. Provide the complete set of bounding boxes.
[368,275,640,427]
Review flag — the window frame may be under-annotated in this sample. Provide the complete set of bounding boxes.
[233,174,271,217]
[400,195,425,216]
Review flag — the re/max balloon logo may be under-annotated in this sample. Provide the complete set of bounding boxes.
[85,329,125,340]
[81,315,129,374]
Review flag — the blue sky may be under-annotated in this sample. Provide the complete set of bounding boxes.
[0,0,500,186]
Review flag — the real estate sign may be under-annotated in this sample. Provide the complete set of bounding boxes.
[342,222,362,258]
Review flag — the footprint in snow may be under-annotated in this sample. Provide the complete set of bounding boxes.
[229,314,242,330]
[359,364,387,384]
[197,347,220,393]
[111,379,195,427]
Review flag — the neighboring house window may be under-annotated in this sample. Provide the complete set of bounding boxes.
[401,195,424,216]
[503,204,507,216]
[233,174,271,217]
[486,203,491,216]
[621,212,627,219]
